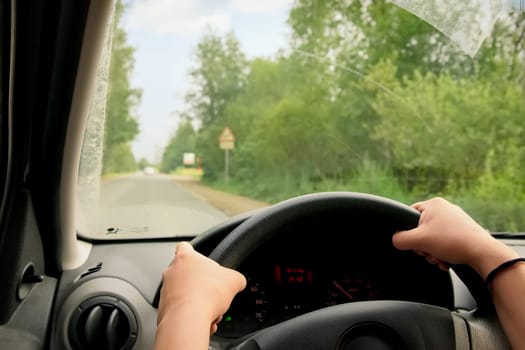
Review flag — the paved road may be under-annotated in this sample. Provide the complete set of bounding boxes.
[83,173,229,238]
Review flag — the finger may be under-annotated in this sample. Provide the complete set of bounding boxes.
[172,242,195,262]
[411,200,430,212]
[222,267,247,293]
[437,262,450,271]
[423,254,449,270]
[392,228,424,251]
[175,241,193,254]
[235,272,247,292]
[425,255,441,265]
[210,323,218,334]
[210,315,223,334]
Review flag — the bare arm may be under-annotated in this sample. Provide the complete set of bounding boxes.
[393,197,525,350]
[154,242,246,350]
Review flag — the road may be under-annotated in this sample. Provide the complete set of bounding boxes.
[82,173,231,238]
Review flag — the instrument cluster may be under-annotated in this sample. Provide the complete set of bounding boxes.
[215,227,454,338]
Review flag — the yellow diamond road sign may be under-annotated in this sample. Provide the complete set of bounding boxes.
[219,127,235,150]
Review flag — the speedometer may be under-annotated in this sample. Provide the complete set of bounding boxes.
[324,271,382,306]
[218,276,269,338]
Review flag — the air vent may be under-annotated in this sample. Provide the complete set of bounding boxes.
[69,296,138,350]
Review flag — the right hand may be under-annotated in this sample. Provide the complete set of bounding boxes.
[392,197,518,279]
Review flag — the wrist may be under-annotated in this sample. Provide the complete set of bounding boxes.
[155,305,213,350]
[160,299,216,325]
[485,257,525,286]
[468,237,519,280]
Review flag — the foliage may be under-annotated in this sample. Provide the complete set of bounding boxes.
[102,0,141,174]
[160,120,197,173]
[185,30,247,126]
[163,1,525,231]
[102,143,137,174]
[180,30,248,180]
[136,158,150,171]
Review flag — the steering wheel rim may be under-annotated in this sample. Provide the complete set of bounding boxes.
[209,192,420,267]
[208,192,509,350]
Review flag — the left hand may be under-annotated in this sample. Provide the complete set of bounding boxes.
[157,242,247,334]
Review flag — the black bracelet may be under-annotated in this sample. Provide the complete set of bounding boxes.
[485,257,525,286]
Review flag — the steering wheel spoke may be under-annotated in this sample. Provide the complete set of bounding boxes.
[233,301,458,350]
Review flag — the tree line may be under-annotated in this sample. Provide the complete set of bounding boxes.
[160,0,525,230]
[102,0,141,175]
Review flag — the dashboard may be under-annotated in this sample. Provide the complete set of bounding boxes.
[52,206,464,349]
[209,213,455,338]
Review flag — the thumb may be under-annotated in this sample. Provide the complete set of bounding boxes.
[392,228,424,251]
[229,269,247,293]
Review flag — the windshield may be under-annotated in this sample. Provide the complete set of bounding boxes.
[77,0,525,239]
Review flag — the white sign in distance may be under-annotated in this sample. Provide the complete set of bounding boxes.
[183,152,196,166]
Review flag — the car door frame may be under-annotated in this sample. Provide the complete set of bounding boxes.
[0,1,112,349]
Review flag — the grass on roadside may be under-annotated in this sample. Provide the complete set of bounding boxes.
[171,167,203,179]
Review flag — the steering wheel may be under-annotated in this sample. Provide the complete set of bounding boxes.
[208,192,511,350]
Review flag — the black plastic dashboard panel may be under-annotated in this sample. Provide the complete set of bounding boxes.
[55,242,175,306]
[51,242,175,350]
[51,277,157,349]
[49,206,512,349]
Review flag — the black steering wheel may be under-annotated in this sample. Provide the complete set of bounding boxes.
[208,192,511,350]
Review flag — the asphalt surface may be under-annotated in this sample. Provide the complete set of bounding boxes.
[83,173,230,238]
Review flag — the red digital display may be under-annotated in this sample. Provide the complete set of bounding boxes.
[275,265,313,284]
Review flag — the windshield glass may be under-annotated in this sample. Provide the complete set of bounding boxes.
[77,0,525,239]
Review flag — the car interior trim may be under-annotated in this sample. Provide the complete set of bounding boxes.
[0,0,14,245]
[59,0,113,270]
[52,277,157,349]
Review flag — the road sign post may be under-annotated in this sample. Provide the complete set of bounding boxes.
[224,149,230,183]
[219,127,235,183]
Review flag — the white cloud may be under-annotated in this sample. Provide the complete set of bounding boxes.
[124,0,295,36]
[125,0,231,35]
[230,0,294,14]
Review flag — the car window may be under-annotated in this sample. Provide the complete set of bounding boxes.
[77,0,525,239]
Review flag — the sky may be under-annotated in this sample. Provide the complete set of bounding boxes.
[122,0,294,163]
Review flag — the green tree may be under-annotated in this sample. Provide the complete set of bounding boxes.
[184,30,248,180]
[160,120,197,173]
[137,158,150,170]
[186,30,247,126]
[370,62,525,194]
[286,0,525,191]
[288,0,454,77]
[223,59,283,143]
[102,143,137,174]
[170,0,525,223]
[221,57,306,170]
[103,0,141,174]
